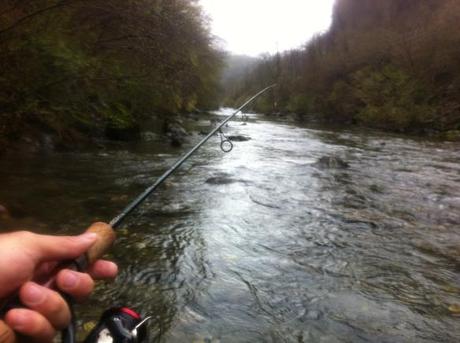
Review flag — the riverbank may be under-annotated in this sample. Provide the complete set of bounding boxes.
[0,117,91,154]
[259,109,460,141]
[0,111,216,155]
[2,109,459,157]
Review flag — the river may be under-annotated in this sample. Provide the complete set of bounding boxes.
[1,109,460,342]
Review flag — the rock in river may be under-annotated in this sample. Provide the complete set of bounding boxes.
[227,135,251,142]
[205,176,240,185]
[205,172,248,185]
[163,119,188,147]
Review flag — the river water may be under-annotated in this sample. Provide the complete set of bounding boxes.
[1,109,460,342]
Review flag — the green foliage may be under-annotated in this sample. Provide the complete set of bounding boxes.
[351,65,435,130]
[253,97,273,114]
[324,80,358,123]
[102,104,135,130]
[286,94,315,115]
[0,0,223,143]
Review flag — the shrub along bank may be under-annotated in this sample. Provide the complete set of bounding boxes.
[0,0,223,152]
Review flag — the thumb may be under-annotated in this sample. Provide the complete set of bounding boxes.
[0,320,16,343]
[27,232,98,263]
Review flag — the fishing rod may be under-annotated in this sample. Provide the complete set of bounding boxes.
[80,84,276,343]
[0,85,275,343]
[109,84,276,229]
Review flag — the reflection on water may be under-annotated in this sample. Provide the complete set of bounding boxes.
[1,110,460,342]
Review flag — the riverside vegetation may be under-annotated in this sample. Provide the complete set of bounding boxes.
[0,0,222,151]
[1,0,460,153]
[224,0,460,138]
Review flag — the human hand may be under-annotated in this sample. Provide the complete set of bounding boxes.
[0,223,118,342]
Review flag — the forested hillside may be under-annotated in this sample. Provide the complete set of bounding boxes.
[225,0,460,136]
[0,0,222,150]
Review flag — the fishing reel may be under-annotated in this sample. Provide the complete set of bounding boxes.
[83,307,151,343]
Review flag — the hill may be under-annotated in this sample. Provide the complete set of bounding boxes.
[225,0,460,136]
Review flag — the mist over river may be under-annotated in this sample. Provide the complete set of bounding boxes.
[1,109,460,342]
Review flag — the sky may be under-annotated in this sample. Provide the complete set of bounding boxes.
[199,0,336,57]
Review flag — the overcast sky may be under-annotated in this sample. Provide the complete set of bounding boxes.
[200,0,335,56]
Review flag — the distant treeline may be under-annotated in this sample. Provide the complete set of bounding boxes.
[0,0,222,148]
[225,0,460,135]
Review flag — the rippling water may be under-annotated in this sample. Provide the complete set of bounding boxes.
[1,110,460,342]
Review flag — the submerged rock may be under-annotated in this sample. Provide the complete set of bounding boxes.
[314,156,350,169]
[227,135,251,142]
[135,242,148,250]
[448,304,460,316]
[205,172,248,185]
[412,239,460,264]
[205,176,239,185]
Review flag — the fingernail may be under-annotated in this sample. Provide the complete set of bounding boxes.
[108,261,118,275]
[22,284,46,306]
[62,271,79,289]
[80,232,98,243]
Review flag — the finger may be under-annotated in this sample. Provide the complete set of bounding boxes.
[26,231,98,263]
[56,270,94,302]
[19,282,70,330]
[87,260,118,280]
[5,309,55,343]
[0,320,16,343]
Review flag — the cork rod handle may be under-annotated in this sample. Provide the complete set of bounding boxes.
[84,222,116,265]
